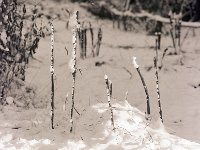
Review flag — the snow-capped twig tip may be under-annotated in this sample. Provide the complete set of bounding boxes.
[132,56,139,69]
[104,74,108,80]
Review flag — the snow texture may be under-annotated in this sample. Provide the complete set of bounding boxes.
[1,101,200,149]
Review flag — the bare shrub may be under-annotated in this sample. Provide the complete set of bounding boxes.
[0,0,44,104]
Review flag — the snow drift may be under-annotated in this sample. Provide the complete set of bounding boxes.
[1,100,200,150]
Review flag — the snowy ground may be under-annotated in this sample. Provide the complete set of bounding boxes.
[1,101,200,150]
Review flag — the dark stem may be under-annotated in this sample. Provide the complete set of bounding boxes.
[105,76,115,130]
[136,68,151,116]
[51,71,55,129]
[154,58,163,123]
[70,73,76,132]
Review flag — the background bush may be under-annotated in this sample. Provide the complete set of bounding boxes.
[0,0,44,104]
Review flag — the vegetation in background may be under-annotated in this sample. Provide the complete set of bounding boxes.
[0,0,44,105]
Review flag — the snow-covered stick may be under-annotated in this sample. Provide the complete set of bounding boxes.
[69,11,80,133]
[132,57,151,118]
[50,22,55,129]
[155,32,159,59]
[78,29,81,58]
[96,28,102,56]
[155,32,161,50]
[170,28,176,50]
[89,22,94,56]
[154,57,163,123]
[78,28,84,59]
[104,75,115,130]
[83,29,87,58]
[155,31,159,67]
[178,20,182,47]
[109,80,112,98]
[169,15,182,54]
[160,48,168,69]
[169,18,176,52]
[154,34,163,122]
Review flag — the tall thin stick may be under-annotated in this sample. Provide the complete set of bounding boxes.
[169,16,176,52]
[78,28,82,58]
[50,22,55,129]
[83,29,87,58]
[155,32,161,50]
[170,28,176,51]
[155,36,163,123]
[178,20,181,47]
[132,56,151,118]
[96,28,102,56]
[89,22,94,57]
[169,13,182,54]
[104,75,115,130]
[69,11,79,133]
[79,28,84,59]
[160,48,168,69]
[154,58,163,123]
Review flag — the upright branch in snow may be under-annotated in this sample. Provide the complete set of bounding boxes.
[96,28,102,56]
[154,37,163,122]
[78,23,87,59]
[169,25,176,50]
[104,75,115,130]
[109,81,112,98]
[175,18,182,54]
[132,57,151,119]
[160,48,168,69]
[69,11,80,133]
[154,58,163,123]
[83,28,87,58]
[178,22,182,47]
[91,27,102,57]
[169,13,182,54]
[155,32,161,50]
[89,22,94,56]
[155,31,160,66]
[78,24,84,59]
[50,22,55,129]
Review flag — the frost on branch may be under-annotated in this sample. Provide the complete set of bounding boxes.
[68,11,80,73]
[132,56,139,69]
[69,11,79,133]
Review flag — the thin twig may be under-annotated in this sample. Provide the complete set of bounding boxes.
[104,75,115,130]
[122,67,133,79]
[49,22,55,129]
[69,11,79,133]
[154,34,163,123]
[132,56,151,119]
[154,58,163,123]
[160,47,168,69]
[96,28,102,56]
[89,22,94,56]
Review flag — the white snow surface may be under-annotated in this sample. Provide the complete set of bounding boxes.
[1,100,200,150]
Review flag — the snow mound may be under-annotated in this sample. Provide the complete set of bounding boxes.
[0,100,200,150]
[91,100,200,150]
